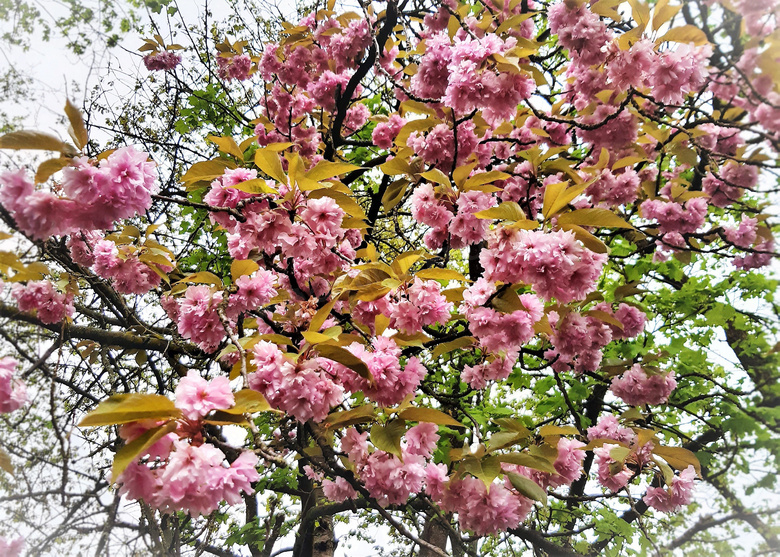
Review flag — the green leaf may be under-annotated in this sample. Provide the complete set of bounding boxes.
[0,130,74,155]
[254,149,288,185]
[305,161,362,181]
[79,393,181,427]
[325,404,376,428]
[507,471,548,505]
[316,345,373,383]
[398,407,464,427]
[652,446,702,476]
[111,421,177,480]
[371,419,405,458]
[474,202,525,221]
[223,389,274,414]
[556,208,634,229]
[64,99,89,150]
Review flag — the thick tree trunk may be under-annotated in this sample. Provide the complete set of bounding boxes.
[418,516,449,557]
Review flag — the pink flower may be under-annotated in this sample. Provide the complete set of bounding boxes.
[300,197,345,235]
[481,228,607,304]
[594,444,634,492]
[0,357,27,414]
[372,114,406,149]
[0,536,25,557]
[404,422,439,458]
[217,53,252,81]
[144,51,182,71]
[724,216,758,248]
[442,476,531,535]
[177,285,228,353]
[174,370,235,420]
[322,477,358,502]
[610,364,677,407]
[12,281,74,324]
[587,415,636,444]
[643,465,696,512]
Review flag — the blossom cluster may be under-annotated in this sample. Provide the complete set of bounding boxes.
[201,168,361,297]
[610,364,677,407]
[143,51,181,71]
[115,370,259,517]
[11,280,74,324]
[481,228,607,304]
[0,147,157,241]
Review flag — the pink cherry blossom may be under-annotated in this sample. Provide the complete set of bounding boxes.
[0,357,27,414]
[144,51,182,71]
[643,465,696,512]
[12,281,74,324]
[174,370,235,420]
[610,364,677,407]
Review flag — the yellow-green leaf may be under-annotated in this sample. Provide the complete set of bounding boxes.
[0,130,73,155]
[371,419,405,457]
[507,471,547,505]
[559,224,609,254]
[474,202,525,221]
[223,389,274,414]
[432,336,475,359]
[652,446,702,476]
[556,208,634,229]
[64,99,88,150]
[178,271,223,287]
[307,189,366,219]
[652,0,681,31]
[305,161,361,181]
[231,259,259,282]
[398,407,464,427]
[181,159,234,185]
[112,421,177,480]
[462,170,511,191]
[35,157,72,183]
[316,345,373,383]
[254,149,288,185]
[421,168,451,187]
[539,424,580,437]
[79,393,181,427]
[498,452,556,474]
[325,404,376,428]
[543,182,588,219]
[207,135,245,159]
[0,447,13,475]
[415,268,466,282]
[627,0,651,30]
[391,251,424,278]
[228,178,277,195]
[657,25,709,46]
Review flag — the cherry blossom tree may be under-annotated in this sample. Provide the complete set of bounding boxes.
[0,0,778,556]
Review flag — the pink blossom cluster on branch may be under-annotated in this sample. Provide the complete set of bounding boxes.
[116,371,259,517]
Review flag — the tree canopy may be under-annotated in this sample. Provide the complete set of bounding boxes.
[0,0,778,556]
